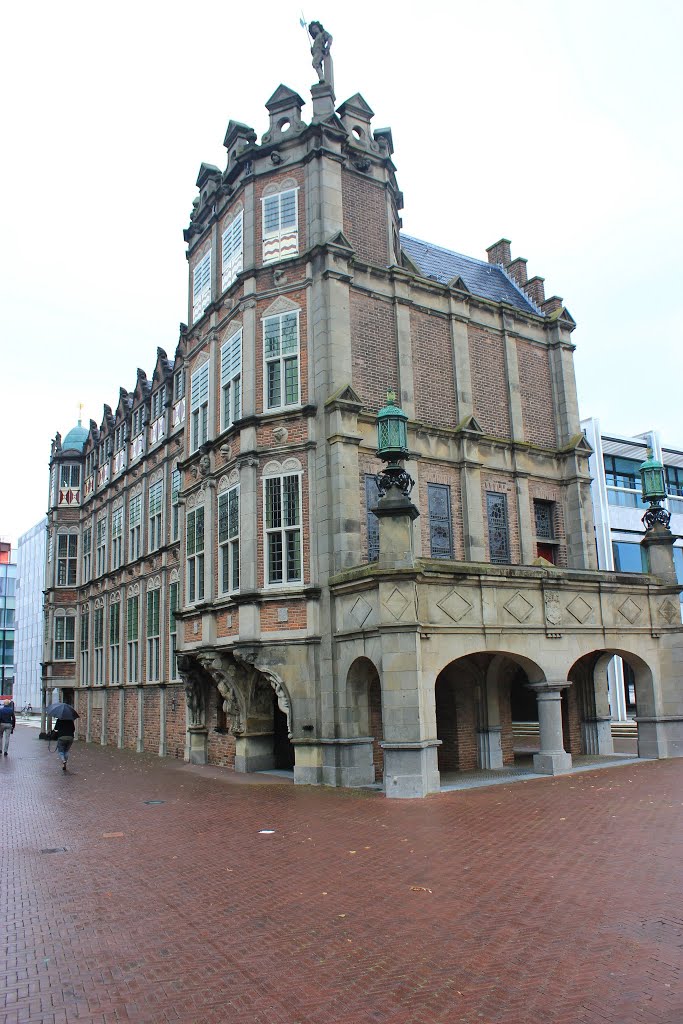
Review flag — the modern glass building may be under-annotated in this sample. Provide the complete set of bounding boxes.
[15,520,47,710]
[581,418,683,721]
[0,541,17,695]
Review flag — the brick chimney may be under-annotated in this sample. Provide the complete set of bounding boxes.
[486,238,511,266]
[523,276,545,305]
[506,257,528,285]
[541,295,564,315]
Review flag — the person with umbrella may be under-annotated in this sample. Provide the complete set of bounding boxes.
[47,702,79,771]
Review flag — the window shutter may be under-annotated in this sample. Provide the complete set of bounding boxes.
[222,213,243,290]
[192,251,212,321]
[191,363,209,412]
[221,330,242,386]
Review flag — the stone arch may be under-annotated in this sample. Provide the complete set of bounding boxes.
[568,647,657,756]
[434,650,547,774]
[346,656,383,781]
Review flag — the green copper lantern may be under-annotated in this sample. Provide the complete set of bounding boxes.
[640,448,671,531]
[640,450,666,503]
[376,390,408,463]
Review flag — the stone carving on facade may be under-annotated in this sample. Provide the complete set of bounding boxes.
[309,21,333,85]
[177,654,205,727]
[543,590,562,627]
[198,654,247,735]
[233,648,293,736]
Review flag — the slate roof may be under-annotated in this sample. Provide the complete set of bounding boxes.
[400,233,542,316]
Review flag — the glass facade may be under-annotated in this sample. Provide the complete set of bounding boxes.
[0,541,17,695]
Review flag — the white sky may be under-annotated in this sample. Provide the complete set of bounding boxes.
[1,0,681,549]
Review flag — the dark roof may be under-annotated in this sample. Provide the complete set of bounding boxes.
[400,233,542,316]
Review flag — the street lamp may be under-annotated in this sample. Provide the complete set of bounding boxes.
[376,390,414,497]
[640,449,671,530]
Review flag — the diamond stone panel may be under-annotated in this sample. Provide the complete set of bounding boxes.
[566,596,593,624]
[437,589,473,623]
[618,597,642,624]
[504,592,534,623]
[349,597,372,629]
[384,587,410,621]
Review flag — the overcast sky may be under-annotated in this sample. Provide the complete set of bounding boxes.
[1,0,681,549]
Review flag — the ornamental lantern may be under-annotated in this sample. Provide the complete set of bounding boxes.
[375,389,414,498]
[376,390,408,463]
[640,449,671,530]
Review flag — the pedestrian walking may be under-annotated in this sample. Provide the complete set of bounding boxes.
[0,698,15,756]
[54,717,75,771]
[46,702,79,772]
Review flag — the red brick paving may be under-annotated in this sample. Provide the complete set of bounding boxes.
[2,725,683,1024]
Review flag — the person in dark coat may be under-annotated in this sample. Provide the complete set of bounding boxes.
[54,718,75,771]
[0,699,16,756]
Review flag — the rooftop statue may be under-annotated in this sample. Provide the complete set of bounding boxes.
[309,20,333,86]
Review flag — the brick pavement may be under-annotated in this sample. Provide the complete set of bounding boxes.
[2,725,683,1024]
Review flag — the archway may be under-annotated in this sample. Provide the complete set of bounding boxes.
[346,657,383,782]
[569,648,656,758]
[434,652,546,774]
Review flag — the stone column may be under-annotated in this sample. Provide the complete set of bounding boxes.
[528,682,572,774]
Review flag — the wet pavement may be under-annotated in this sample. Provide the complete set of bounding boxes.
[2,724,683,1023]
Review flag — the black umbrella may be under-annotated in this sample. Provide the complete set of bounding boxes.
[46,702,80,720]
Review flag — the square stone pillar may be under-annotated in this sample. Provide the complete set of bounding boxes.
[187,725,208,765]
[382,741,441,798]
[234,733,274,773]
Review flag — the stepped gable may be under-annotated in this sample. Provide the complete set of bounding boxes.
[400,233,541,315]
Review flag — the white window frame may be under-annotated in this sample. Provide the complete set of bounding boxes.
[222,212,243,291]
[129,493,142,561]
[148,480,163,552]
[96,516,107,576]
[82,526,92,583]
[54,614,75,661]
[262,189,299,264]
[94,604,104,684]
[171,470,181,542]
[263,472,303,587]
[190,363,210,453]
[111,507,124,569]
[57,534,78,587]
[169,581,179,680]
[109,600,121,685]
[263,311,300,412]
[186,507,205,604]
[220,329,242,431]
[126,595,139,683]
[192,250,212,323]
[146,587,160,682]
[218,485,240,594]
[80,606,90,685]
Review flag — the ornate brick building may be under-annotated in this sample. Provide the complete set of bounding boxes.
[43,38,683,796]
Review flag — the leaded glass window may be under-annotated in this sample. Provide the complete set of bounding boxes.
[486,492,510,565]
[428,484,453,559]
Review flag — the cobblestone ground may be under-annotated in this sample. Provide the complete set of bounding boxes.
[2,725,683,1024]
